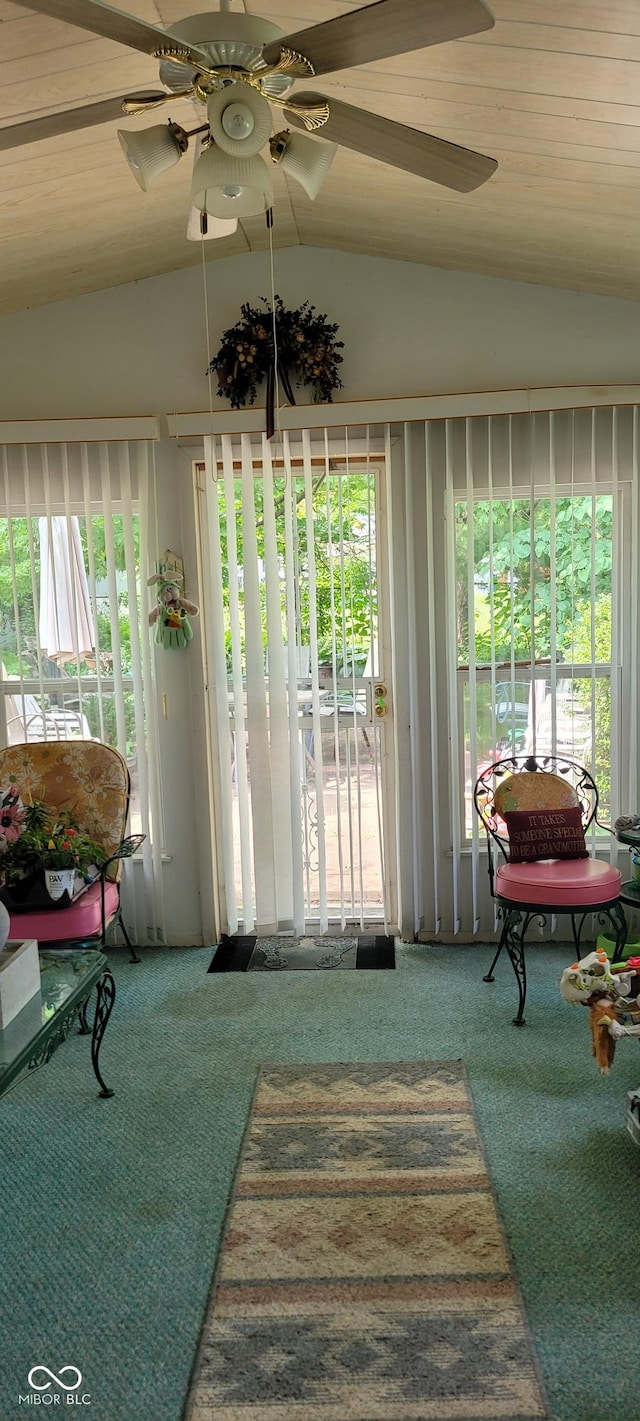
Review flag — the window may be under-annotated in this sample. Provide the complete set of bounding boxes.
[455,492,615,835]
[383,406,640,938]
[0,437,166,946]
[0,513,144,832]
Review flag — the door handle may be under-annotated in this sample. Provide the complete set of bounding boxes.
[374,684,388,717]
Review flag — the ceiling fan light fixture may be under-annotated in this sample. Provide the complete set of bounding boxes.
[159,14,296,99]
[207,84,272,157]
[222,105,254,140]
[269,128,337,199]
[186,205,238,241]
[190,144,273,219]
[186,136,239,238]
[117,121,187,191]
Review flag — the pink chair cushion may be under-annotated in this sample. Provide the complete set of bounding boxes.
[6,880,120,943]
[496,858,621,907]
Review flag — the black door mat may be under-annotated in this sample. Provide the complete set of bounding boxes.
[208,934,395,973]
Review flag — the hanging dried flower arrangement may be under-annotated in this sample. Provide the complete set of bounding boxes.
[207,296,344,437]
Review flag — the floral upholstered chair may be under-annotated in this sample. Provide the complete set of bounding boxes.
[0,740,144,961]
[473,753,626,1025]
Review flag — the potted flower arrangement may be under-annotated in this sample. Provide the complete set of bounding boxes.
[0,789,105,909]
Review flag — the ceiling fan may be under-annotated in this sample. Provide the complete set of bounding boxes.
[1,0,498,240]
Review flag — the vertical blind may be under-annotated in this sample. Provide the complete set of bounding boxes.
[399,406,638,939]
[199,427,389,936]
[196,407,639,942]
[174,401,639,944]
[0,440,164,946]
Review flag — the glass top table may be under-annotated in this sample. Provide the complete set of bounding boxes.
[0,947,116,1100]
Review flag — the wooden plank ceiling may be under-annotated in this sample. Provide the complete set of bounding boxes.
[1,1,640,313]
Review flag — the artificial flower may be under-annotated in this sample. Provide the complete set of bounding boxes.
[208,296,344,412]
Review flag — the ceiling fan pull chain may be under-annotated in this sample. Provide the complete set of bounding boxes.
[267,215,283,449]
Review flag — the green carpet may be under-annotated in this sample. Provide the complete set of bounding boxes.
[1,942,639,1421]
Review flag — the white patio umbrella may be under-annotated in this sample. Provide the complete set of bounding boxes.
[38,516,95,665]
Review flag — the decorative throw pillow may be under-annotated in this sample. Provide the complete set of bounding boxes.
[494,771,578,814]
[504,806,588,862]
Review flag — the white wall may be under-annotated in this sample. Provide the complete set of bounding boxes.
[2,247,640,420]
[2,246,640,943]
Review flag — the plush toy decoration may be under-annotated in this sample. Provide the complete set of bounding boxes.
[588,999,621,1076]
[559,949,632,1005]
[587,1000,640,1076]
[148,574,199,650]
[560,947,640,1074]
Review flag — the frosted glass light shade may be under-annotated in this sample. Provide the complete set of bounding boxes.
[275,130,337,199]
[118,124,184,191]
[185,134,239,238]
[186,206,238,241]
[190,147,273,219]
[207,84,272,157]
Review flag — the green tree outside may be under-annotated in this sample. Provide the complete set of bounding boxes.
[456,495,612,666]
[218,470,378,674]
[456,494,614,801]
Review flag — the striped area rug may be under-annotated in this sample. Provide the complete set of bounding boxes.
[185,1061,550,1421]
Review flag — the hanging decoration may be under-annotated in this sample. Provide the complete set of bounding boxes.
[208,296,344,438]
[148,574,199,650]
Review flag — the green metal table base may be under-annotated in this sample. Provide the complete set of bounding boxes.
[26,970,115,1098]
[0,950,116,1101]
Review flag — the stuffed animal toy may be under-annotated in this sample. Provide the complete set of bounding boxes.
[148,574,199,649]
[560,947,640,1074]
[559,948,631,1005]
[588,999,624,1075]
[587,1000,640,1075]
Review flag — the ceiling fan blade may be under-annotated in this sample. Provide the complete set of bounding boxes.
[263,0,494,77]
[17,0,212,70]
[0,96,143,151]
[285,93,497,192]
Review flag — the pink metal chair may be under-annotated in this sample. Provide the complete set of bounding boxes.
[0,740,144,961]
[473,753,626,1024]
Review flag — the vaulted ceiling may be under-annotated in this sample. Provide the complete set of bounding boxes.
[2,1,640,315]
